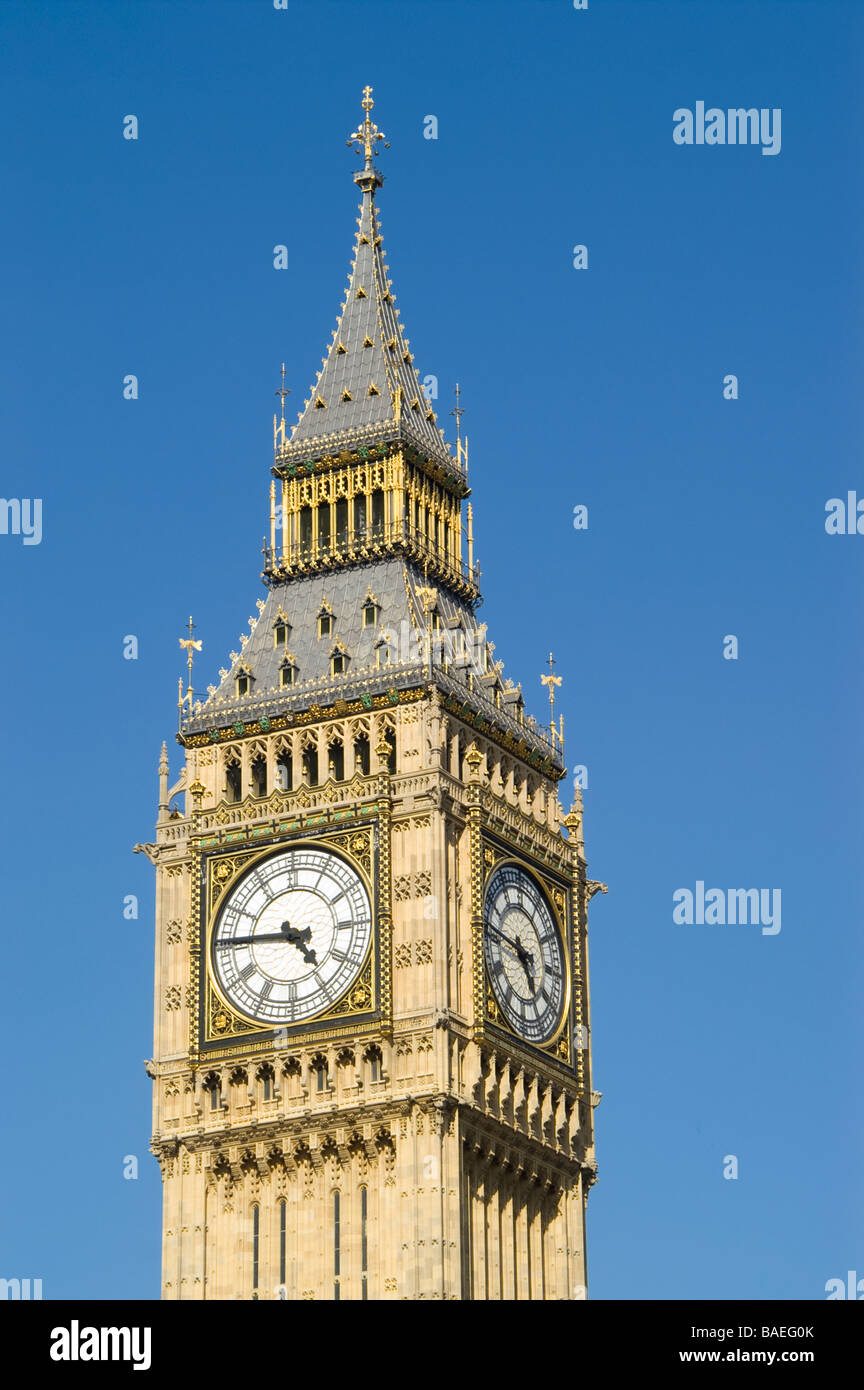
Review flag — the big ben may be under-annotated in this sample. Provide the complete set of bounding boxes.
[146,88,603,1301]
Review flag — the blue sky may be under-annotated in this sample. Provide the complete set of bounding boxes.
[0,0,861,1300]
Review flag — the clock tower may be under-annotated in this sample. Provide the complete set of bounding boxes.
[146,89,603,1301]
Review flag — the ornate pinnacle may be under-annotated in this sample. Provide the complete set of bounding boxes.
[347,85,389,191]
[178,616,202,718]
[540,651,563,750]
[465,744,484,779]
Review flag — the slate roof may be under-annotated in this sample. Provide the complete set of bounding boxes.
[181,558,560,767]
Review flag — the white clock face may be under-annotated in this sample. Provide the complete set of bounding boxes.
[211,847,372,1026]
[484,864,567,1045]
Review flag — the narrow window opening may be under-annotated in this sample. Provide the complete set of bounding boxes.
[335,497,348,547]
[318,500,331,551]
[328,742,344,781]
[251,756,267,798]
[353,735,370,777]
[302,746,319,786]
[226,763,242,803]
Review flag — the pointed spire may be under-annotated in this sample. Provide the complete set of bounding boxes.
[277,88,460,475]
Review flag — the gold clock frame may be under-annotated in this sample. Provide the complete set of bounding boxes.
[471,822,582,1077]
[480,853,572,1051]
[189,819,392,1061]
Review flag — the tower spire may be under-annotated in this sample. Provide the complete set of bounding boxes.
[283,87,455,466]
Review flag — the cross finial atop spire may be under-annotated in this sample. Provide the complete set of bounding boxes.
[347,85,389,191]
[178,616,203,720]
[541,651,563,750]
[275,362,290,424]
[451,382,467,470]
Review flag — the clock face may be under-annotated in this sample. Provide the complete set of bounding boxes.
[211,846,372,1026]
[483,863,567,1045]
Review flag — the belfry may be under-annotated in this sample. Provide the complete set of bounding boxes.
[146,88,602,1301]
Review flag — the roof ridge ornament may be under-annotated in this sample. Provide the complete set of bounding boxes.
[347,85,389,193]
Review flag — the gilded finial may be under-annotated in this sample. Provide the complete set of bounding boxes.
[540,652,563,750]
[347,86,389,190]
[451,383,466,467]
[274,362,290,455]
[178,616,203,718]
[275,362,290,422]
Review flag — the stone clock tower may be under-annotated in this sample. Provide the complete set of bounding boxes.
[144,89,604,1301]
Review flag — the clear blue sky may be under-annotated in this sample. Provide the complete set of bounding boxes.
[1,0,860,1300]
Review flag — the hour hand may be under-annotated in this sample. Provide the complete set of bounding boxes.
[280,921,317,965]
[487,923,523,955]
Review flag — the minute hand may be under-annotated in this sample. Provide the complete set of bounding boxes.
[216,932,297,948]
[487,923,528,958]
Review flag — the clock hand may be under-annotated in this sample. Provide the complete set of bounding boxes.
[217,920,318,965]
[487,922,527,956]
[512,933,535,993]
[280,922,318,965]
[216,932,295,947]
[488,923,535,982]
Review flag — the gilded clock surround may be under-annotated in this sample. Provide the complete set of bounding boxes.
[145,90,603,1301]
[479,852,574,1060]
[199,828,384,1050]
